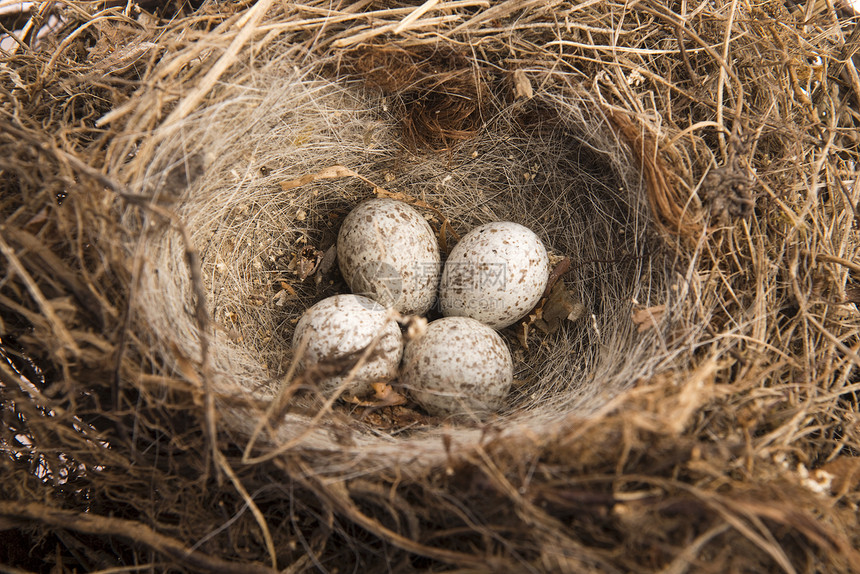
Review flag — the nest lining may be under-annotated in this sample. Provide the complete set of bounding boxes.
[127,52,688,467]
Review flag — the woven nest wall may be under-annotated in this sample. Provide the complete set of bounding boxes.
[2,1,860,572]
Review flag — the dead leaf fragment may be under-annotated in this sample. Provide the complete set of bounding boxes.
[288,246,323,281]
[278,281,298,297]
[279,165,363,192]
[819,457,860,497]
[535,282,586,334]
[344,382,407,407]
[513,69,533,100]
[314,245,338,285]
[632,304,666,333]
[516,258,579,349]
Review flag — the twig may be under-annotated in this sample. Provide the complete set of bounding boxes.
[0,501,276,574]
[47,146,219,480]
[158,0,275,129]
[242,310,401,465]
[714,0,739,161]
[393,0,440,34]
[675,24,700,87]
[814,252,860,275]
[0,231,81,357]
[215,451,278,570]
[288,458,497,570]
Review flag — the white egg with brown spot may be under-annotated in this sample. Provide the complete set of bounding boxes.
[440,221,549,329]
[292,294,403,398]
[337,198,441,315]
[401,316,513,417]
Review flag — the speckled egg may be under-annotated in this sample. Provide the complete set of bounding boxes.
[400,316,513,417]
[440,221,549,329]
[338,198,441,315]
[292,294,403,398]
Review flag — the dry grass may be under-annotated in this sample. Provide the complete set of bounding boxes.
[1,0,860,572]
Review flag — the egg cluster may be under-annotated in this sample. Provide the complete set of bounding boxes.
[292,198,550,418]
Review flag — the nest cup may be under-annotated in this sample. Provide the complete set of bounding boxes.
[129,48,674,470]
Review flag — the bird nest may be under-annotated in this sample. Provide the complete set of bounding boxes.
[2,1,859,572]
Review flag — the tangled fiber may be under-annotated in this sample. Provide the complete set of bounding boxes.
[2,0,860,572]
